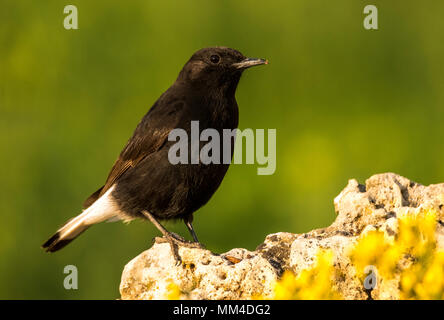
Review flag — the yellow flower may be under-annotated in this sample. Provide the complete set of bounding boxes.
[166,281,182,300]
[273,249,342,300]
[348,208,444,300]
[349,230,400,280]
[397,209,436,257]
[400,250,444,300]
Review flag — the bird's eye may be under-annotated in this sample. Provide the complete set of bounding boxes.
[210,55,220,64]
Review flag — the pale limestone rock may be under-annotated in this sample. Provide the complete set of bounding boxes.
[120,173,444,300]
[120,242,277,300]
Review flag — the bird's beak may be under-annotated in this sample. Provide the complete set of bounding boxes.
[232,58,268,69]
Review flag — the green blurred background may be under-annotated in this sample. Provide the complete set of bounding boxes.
[1,0,443,299]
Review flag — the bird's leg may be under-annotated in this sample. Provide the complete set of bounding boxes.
[183,215,205,249]
[141,210,182,264]
[141,210,202,264]
[184,215,199,243]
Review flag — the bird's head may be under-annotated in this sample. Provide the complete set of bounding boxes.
[178,47,268,93]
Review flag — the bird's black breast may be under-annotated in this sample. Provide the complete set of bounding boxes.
[112,83,239,220]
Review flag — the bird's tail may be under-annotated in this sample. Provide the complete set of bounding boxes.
[42,186,122,252]
[42,212,92,252]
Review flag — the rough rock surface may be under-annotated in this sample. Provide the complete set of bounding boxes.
[119,173,444,300]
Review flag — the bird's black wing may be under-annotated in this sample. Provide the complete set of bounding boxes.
[83,96,186,208]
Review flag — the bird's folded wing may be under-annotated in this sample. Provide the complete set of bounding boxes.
[83,98,186,208]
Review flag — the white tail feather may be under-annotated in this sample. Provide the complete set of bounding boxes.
[57,186,122,240]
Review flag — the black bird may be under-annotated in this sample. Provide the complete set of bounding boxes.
[42,47,267,261]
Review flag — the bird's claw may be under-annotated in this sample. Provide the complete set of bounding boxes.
[170,232,187,242]
[173,249,182,266]
[153,233,204,265]
[166,232,204,249]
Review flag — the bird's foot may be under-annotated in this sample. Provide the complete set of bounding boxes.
[154,233,205,265]
[158,232,204,248]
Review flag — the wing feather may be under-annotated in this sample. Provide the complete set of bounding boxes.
[83,97,186,208]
